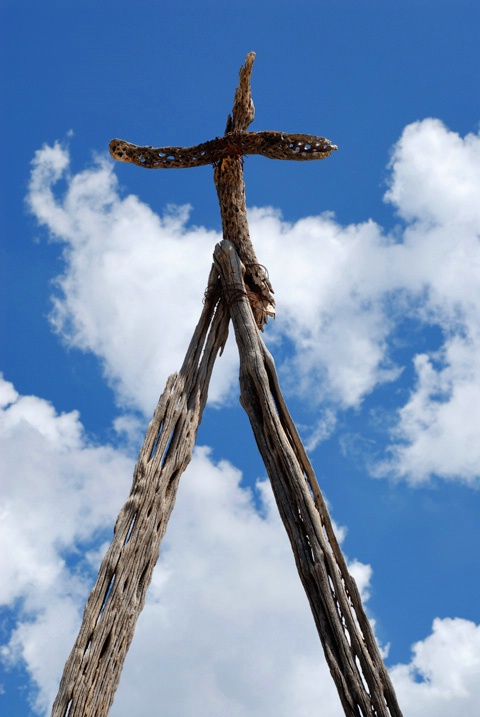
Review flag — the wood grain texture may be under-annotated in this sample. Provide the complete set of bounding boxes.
[51,268,229,717]
[214,239,403,717]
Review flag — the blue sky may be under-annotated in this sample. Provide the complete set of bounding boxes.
[2,1,480,715]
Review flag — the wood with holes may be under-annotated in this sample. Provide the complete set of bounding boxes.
[109,52,336,330]
[51,53,403,717]
[51,269,229,717]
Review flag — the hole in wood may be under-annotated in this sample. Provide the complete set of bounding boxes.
[82,635,92,659]
[164,469,180,502]
[159,429,175,468]
[148,424,164,461]
[99,631,111,660]
[356,655,372,695]
[123,513,137,546]
[137,564,149,600]
[96,573,116,626]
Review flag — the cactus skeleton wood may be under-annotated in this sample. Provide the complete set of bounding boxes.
[52,53,403,717]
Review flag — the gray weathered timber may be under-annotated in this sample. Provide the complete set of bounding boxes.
[214,240,403,717]
[51,269,229,717]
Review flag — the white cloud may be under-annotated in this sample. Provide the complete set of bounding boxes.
[377,337,480,483]
[391,617,480,717]
[111,447,345,717]
[300,408,337,452]
[27,142,238,414]
[257,120,480,484]
[26,122,480,483]
[385,118,480,228]
[2,595,84,715]
[0,374,134,711]
[0,375,133,606]
[250,208,404,407]
[378,120,480,483]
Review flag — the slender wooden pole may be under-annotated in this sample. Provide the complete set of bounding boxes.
[51,268,229,717]
[214,240,403,717]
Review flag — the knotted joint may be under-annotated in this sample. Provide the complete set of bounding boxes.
[223,284,250,311]
[203,261,274,331]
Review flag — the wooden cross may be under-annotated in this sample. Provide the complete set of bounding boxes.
[109,52,337,329]
[52,54,403,717]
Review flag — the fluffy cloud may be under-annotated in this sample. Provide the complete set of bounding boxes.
[111,447,349,717]
[385,117,480,228]
[4,376,479,716]
[27,142,238,413]
[0,375,133,712]
[0,375,132,607]
[391,617,480,717]
[379,120,480,483]
[377,338,480,482]
[26,120,480,483]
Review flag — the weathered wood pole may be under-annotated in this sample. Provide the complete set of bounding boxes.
[214,240,403,717]
[50,268,229,717]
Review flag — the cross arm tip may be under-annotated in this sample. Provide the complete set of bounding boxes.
[109,138,133,163]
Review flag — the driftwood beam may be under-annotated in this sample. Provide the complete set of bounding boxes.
[214,240,403,717]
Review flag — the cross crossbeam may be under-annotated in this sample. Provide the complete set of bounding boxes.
[109,52,337,329]
[109,130,337,169]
